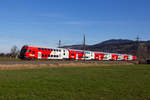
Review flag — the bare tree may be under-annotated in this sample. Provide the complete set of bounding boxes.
[10,45,20,59]
[137,43,148,64]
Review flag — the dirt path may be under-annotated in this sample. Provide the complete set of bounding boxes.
[0,61,136,70]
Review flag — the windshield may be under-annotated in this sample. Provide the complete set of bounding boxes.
[20,49,27,53]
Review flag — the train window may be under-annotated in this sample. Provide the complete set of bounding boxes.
[27,50,31,52]
[45,55,47,57]
[48,55,50,57]
[38,48,41,50]
[48,49,50,51]
[32,51,35,54]
[64,53,65,55]
[45,48,47,51]
[21,49,27,53]
[54,55,58,57]
[56,49,58,52]
[71,54,74,56]
[54,49,56,51]
[79,56,83,58]
[42,48,44,50]
[85,52,90,54]
[51,55,53,57]
[63,50,65,52]
[42,55,44,57]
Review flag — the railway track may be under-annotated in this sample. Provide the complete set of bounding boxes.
[0,60,137,65]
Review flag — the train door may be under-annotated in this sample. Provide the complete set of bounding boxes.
[76,54,78,60]
[38,52,41,59]
[85,51,91,60]
[118,55,123,60]
[62,49,69,59]
[103,54,108,60]
[128,55,132,60]
[107,53,112,60]
[91,52,95,60]
[99,55,101,60]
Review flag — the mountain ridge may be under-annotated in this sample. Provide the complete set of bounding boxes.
[62,39,150,58]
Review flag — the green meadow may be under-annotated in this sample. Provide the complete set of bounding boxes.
[0,64,150,100]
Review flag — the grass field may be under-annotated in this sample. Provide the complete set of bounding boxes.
[0,57,20,61]
[0,64,150,100]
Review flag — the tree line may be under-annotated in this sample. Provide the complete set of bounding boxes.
[0,45,20,59]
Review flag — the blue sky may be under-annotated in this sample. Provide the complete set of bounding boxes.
[0,0,150,52]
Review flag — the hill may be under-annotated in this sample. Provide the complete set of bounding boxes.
[62,39,150,58]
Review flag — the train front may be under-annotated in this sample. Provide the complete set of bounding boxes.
[19,45,28,59]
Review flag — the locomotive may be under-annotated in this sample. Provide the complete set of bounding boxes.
[19,45,137,61]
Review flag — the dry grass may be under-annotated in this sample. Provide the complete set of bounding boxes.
[0,63,134,70]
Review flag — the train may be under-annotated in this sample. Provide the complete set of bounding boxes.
[19,45,137,61]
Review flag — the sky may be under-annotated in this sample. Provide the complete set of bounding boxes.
[0,0,150,53]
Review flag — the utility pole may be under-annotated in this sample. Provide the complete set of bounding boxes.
[58,40,61,48]
[83,34,86,61]
[136,35,140,43]
[136,35,140,62]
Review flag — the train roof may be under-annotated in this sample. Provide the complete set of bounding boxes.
[22,45,68,50]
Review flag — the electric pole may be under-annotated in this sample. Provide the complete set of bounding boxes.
[136,35,140,62]
[136,35,140,43]
[58,40,61,48]
[83,34,86,61]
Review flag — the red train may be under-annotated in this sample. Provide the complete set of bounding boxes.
[19,45,137,61]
